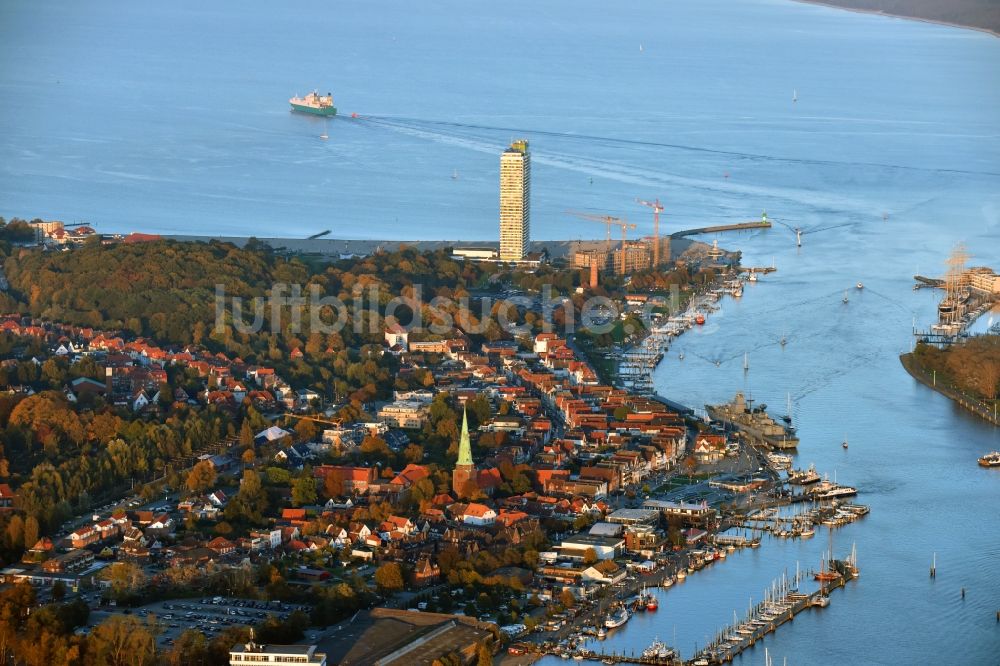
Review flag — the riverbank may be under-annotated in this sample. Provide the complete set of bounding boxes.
[792,0,1000,38]
[899,352,1000,425]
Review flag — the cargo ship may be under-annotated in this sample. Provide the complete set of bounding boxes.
[289,91,337,116]
[706,392,799,449]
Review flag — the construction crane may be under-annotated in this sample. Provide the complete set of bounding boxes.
[565,210,636,274]
[636,198,665,267]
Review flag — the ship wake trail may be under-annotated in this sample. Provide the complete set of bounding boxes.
[359,116,875,215]
[361,115,1000,179]
[360,116,507,157]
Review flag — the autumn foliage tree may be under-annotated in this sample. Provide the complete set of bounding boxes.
[323,470,344,499]
[374,562,404,593]
[86,615,157,666]
[225,469,268,524]
[185,459,217,495]
[292,475,317,507]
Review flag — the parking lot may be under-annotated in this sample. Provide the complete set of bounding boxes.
[83,596,310,648]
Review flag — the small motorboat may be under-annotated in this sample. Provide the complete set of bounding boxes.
[978,451,1000,467]
[856,282,864,289]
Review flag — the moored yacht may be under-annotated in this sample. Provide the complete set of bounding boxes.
[812,483,858,500]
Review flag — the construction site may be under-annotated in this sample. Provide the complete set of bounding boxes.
[566,202,770,288]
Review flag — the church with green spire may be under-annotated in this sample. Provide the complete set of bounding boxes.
[452,407,476,497]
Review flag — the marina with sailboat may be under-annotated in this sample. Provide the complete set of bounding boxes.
[690,546,859,665]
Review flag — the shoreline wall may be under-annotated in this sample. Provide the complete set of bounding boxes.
[899,353,1000,426]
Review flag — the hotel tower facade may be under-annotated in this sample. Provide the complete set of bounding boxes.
[499,139,530,261]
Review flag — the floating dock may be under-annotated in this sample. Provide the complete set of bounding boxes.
[689,558,858,665]
[530,646,681,665]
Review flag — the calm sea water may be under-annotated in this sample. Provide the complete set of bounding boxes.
[2,0,999,662]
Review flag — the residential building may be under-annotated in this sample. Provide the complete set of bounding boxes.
[384,323,409,351]
[377,400,428,429]
[0,484,15,510]
[613,241,652,274]
[42,549,94,573]
[624,524,662,554]
[572,248,610,272]
[462,503,497,526]
[411,557,441,587]
[314,465,377,494]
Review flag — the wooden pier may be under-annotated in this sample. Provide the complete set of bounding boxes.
[732,503,870,535]
[688,560,858,665]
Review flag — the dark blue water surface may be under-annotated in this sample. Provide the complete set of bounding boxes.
[1,1,998,663]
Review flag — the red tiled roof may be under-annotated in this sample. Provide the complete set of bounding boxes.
[464,503,494,518]
[123,232,163,244]
[391,463,430,487]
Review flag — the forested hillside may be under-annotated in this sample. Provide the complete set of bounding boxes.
[2,239,490,352]
[3,239,304,344]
